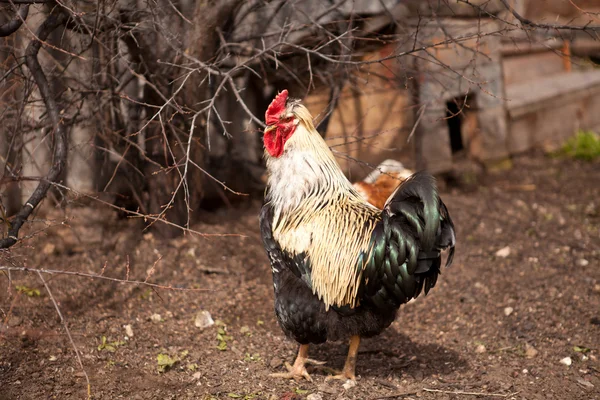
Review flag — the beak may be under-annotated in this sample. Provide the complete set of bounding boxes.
[264,125,276,135]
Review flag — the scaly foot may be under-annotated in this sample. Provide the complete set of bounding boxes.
[324,368,355,382]
[270,344,322,381]
[325,335,360,382]
[270,361,312,381]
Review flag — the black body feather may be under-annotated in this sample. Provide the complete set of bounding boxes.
[260,171,456,344]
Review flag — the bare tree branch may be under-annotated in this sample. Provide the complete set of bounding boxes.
[0,10,68,249]
[0,4,29,37]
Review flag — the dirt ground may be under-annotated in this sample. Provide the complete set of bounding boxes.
[1,152,599,400]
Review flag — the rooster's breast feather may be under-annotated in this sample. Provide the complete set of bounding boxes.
[260,203,312,285]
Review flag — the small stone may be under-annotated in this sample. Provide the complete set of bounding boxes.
[150,313,162,323]
[525,344,538,358]
[269,358,283,369]
[475,344,486,354]
[307,394,323,400]
[49,356,57,362]
[7,316,22,327]
[194,311,214,329]
[577,378,594,389]
[192,372,202,380]
[495,246,511,258]
[317,383,338,395]
[560,357,572,366]
[504,307,514,317]
[593,284,600,293]
[124,324,134,337]
[576,259,589,267]
[342,379,356,390]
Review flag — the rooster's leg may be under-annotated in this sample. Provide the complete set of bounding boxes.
[270,344,314,381]
[325,335,360,381]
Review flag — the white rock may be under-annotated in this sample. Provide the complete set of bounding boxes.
[342,379,357,390]
[150,313,162,323]
[495,246,511,258]
[307,394,323,400]
[475,344,486,354]
[504,307,514,317]
[576,259,589,267]
[560,357,572,366]
[124,324,134,337]
[194,310,215,329]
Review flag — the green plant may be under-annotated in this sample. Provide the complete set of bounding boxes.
[559,131,600,161]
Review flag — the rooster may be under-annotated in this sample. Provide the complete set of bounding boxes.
[353,160,414,210]
[259,90,456,381]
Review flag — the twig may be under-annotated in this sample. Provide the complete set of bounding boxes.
[423,388,520,398]
[406,102,427,144]
[497,0,600,31]
[370,391,418,400]
[36,271,91,400]
[2,265,214,292]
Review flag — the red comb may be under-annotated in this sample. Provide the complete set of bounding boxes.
[265,90,288,126]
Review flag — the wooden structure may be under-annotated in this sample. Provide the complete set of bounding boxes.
[305,3,600,178]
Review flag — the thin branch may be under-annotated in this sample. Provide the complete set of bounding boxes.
[2,265,214,292]
[497,0,600,31]
[36,271,91,400]
[423,388,520,398]
[0,10,68,249]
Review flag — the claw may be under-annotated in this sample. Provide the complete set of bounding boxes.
[269,362,312,381]
[325,335,360,383]
[324,370,355,382]
[270,344,314,381]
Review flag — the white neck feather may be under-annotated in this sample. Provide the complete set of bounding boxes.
[265,121,358,217]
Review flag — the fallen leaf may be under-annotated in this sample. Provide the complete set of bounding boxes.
[573,346,590,353]
[157,353,178,373]
[15,285,41,297]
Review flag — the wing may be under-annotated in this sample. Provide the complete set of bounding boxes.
[360,171,456,309]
